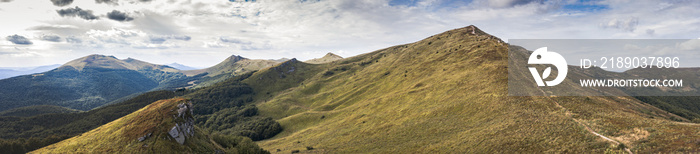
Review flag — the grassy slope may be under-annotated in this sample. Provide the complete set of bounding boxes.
[249,26,699,153]
[31,98,254,153]
[0,90,178,139]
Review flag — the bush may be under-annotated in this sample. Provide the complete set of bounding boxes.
[211,133,269,154]
[323,71,334,76]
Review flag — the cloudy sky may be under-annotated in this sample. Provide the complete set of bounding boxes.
[0,0,698,68]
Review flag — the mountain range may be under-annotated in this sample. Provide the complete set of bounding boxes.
[167,63,199,71]
[0,55,185,112]
[0,25,697,153]
[0,64,61,79]
[0,53,307,113]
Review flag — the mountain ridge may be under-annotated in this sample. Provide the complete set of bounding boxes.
[167,63,199,70]
[245,25,698,153]
[60,54,178,72]
[0,64,61,79]
[5,25,700,153]
[0,54,188,112]
[305,52,343,64]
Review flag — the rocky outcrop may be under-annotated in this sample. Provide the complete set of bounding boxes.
[138,133,152,142]
[168,101,195,145]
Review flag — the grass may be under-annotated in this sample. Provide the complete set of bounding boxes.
[26,25,700,153]
[246,26,699,153]
[31,98,268,153]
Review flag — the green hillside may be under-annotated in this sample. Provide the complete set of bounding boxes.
[6,25,700,153]
[0,55,188,112]
[0,91,178,153]
[32,98,268,153]
[240,26,700,153]
[510,46,700,122]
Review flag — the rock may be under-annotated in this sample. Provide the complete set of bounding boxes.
[137,132,152,142]
[215,150,224,154]
[168,101,196,145]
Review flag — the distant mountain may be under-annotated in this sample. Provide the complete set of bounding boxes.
[60,55,179,72]
[304,52,343,64]
[0,64,61,79]
[32,98,268,153]
[0,54,291,112]
[182,55,284,88]
[167,63,199,70]
[0,54,188,112]
[7,25,700,153]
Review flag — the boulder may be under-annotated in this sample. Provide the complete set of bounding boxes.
[168,101,196,145]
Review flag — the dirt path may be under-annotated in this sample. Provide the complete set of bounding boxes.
[536,90,633,154]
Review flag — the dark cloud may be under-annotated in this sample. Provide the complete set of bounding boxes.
[107,10,134,22]
[150,37,166,44]
[487,0,542,8]
[150,35,192,44]
[96,0,152,5]
[219,37,251,44]
[56,7,99,20]
[219,37,271,50]
[95,0,117,5]
[50,0,73,6]
[66,36,82,43]
[172,35,191,41]
[6,35,33,45]
[41,35,62,42]
[646,29,655,35]
[1,0,12,2]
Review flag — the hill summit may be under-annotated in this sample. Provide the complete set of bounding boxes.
[305,52,343,64]
[60,54,178,72]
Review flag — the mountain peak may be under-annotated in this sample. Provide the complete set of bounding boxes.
[226,55,247,62]
[60,54,128,70]
[323,52,342,58]
[305,52,344,64]
[59,54,178,72]
[463,25,487,36]
[421,25,505,47]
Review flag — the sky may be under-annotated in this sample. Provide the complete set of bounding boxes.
[0,0,699,68]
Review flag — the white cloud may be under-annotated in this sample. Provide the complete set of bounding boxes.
[600,17,639,32]
[678,39,700,51]
[0,0,699,67]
